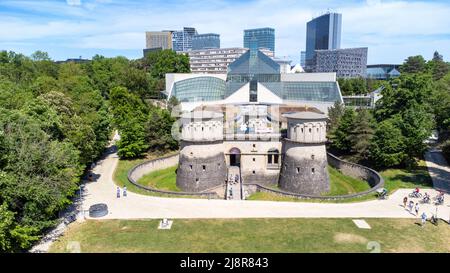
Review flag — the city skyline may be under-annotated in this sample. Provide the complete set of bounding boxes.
[0,0,449,64]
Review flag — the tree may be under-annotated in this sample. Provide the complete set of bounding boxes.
[330,108,357,153]
[432,51,443,62]
[400,104,434,160]
[400,55,427,74]
[375,73,433,121]
[349,109,375,160]
[147,107,178,152]
[369,118,406,168]
[110,87,149,158]
[327,101,345,135]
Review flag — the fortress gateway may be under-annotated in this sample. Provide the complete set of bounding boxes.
[166,47,343,197]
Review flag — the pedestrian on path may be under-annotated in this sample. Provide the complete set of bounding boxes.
[415,203,420,216]
[403,196,408,208]
[408,200,414,213]
[421,212,427,227]
[116,186,121,198]
[123,186,127,197]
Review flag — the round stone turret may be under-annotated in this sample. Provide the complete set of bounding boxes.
[177,111,227,192]
[279,111,330,195]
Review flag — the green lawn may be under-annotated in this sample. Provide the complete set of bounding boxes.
[325,166,371,196]
[248,166,373,203]
[113,151,179,196]
[247,160,433,203]
[137,165,180,192]
[380,159,433,192]
[49,218,450,253]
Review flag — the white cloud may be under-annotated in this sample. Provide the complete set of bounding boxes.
[67,0,82,6]
[0,0,449,63]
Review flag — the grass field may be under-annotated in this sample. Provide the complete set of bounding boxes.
[137,165,180,192]
[113,151,179,196]
[49,218,450,253]
[248,161,433,203]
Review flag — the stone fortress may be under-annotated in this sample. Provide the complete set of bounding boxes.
[176,107,330,196]
[168,45,345,198]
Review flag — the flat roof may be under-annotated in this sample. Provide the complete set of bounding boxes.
[282,111,328,120]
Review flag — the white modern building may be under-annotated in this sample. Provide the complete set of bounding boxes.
[166,48,343,114]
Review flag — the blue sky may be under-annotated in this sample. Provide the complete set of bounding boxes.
[0,0,449,64]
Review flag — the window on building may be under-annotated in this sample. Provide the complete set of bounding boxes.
[296,167,300,174]
[202,165,206,171]
[312,168,315,174]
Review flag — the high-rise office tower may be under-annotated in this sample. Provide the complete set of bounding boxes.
[172,27,198,52]
[300,51,306,68]
[305,12,342,71]
[192,33,220,50]
[145,31,173,50]
[243,27,275,53]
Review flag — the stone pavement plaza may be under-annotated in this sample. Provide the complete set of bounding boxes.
[80,145,450,221]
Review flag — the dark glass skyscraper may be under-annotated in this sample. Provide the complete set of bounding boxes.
[192,33,220,50]
[305,12,341,70]
[243,27,275,53]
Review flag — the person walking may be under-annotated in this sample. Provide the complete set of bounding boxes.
[116,186,121,198]
[408,200,414,213]
[421,212,427,227]
[123,186,127,197]
[415,203,420,216]
[403,196,408,208]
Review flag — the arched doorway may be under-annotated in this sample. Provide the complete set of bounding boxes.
[229,147,241,167]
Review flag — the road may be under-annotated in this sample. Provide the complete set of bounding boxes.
[424,147,450,193]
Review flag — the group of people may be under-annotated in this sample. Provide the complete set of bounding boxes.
[403,188,444,227]
[229,174,240,185]
[116,186,127,198]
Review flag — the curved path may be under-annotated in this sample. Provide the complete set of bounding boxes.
[80,144,450,221]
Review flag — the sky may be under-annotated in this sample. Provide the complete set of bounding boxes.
[0,0,449,64]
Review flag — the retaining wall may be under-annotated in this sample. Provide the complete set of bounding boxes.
[127,154,220,199]
[243,152,384,200]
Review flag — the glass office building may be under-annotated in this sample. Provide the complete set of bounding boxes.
[305,12,342,71]
[192,33,220,50]
[243,28,275,53]
[172,27,198,52]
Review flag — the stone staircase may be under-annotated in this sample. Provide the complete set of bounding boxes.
[227,166,242,200]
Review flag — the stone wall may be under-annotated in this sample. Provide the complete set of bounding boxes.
[244,152,384,200]
[326,153,380,188]
[128,154,179,183]
[177,152,227,192]
[127,154,220,198]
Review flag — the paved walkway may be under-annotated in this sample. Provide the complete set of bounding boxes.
[227,166,242,200]
[81,145,450,221]
[424,147,450,193]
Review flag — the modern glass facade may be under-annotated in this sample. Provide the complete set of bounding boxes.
[243,28,275,52]
[172,27,198,52]
[168,48,343,107]
[366,64,401,80]
[192,33,220,50]
[172,76,226,102]
[305,13,342,70]
[260,82,342,103]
